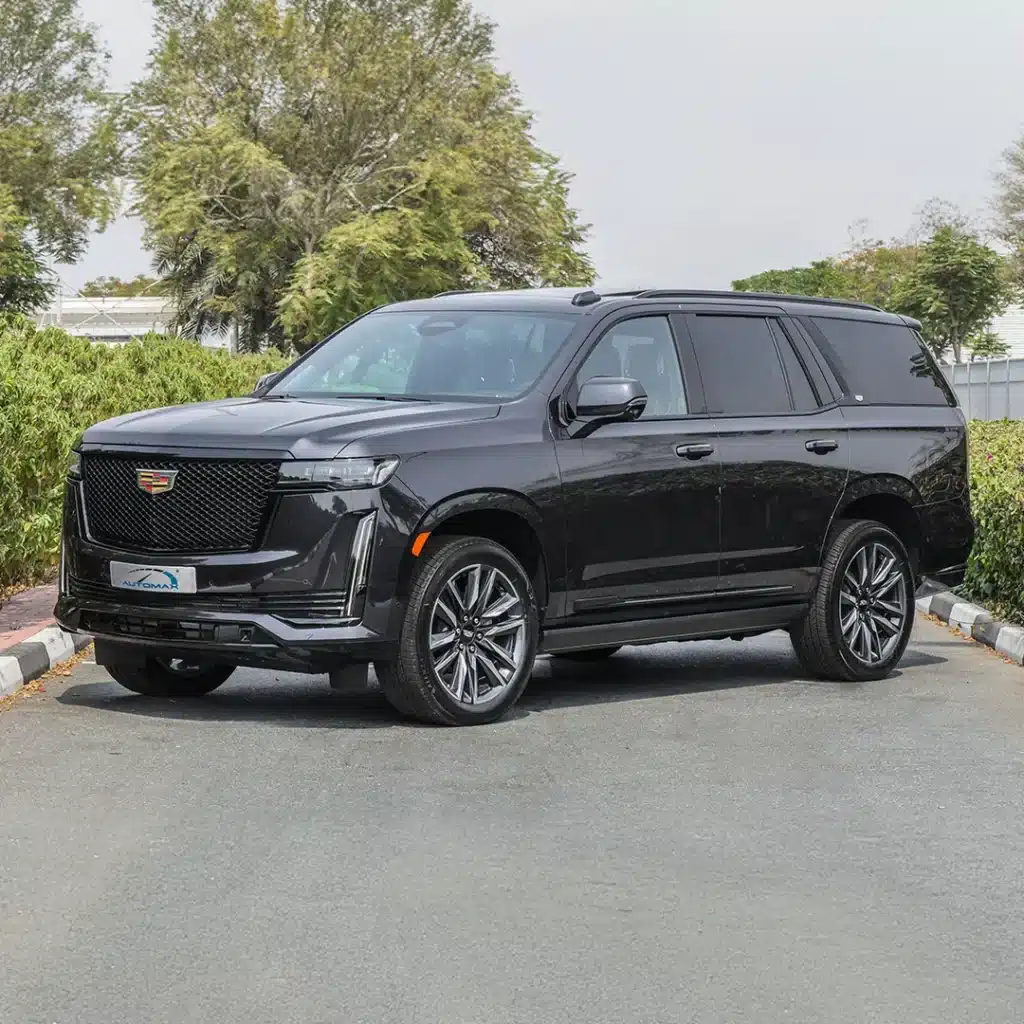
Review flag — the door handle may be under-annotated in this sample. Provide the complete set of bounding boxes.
[676,443,715,460]
[805,439,839,454]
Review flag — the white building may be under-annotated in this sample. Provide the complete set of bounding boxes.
[34,295,231,349]
[989,304,1024,359]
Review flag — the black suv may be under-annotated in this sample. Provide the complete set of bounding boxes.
[57,288,974,725]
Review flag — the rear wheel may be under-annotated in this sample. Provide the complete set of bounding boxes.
[552,646,622,661]
[376,536,539,725]
[106,657,235,697]
[791,519,914,681]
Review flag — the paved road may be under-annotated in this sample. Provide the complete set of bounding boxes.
[2,618,1024,1023]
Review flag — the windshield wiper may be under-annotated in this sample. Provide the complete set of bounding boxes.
[328,393,429,402]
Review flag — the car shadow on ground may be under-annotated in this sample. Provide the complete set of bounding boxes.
[518,642,946,714]
[56,637,948,730]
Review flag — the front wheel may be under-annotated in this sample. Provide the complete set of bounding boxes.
[376,536,539,725]
[106,657,236,697]
[791,519,915,681]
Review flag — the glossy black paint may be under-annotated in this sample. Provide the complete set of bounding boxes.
[56,289,975,673]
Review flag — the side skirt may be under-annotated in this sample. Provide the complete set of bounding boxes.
[539,604,807,655]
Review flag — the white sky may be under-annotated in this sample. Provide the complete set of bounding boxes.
[62,0,1024,292]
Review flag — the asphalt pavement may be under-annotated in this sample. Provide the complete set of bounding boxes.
[2,617,1024,1024]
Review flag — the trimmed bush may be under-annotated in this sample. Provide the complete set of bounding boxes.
[963,420,1024,623]
[0,322,286,590]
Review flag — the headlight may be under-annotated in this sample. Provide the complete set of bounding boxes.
[277,457,400,490]
[68,450,82,479]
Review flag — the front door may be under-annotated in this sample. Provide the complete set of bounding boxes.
[683,311,849,599]
[554,314,721,623]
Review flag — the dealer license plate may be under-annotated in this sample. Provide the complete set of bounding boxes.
[109,562,197,595]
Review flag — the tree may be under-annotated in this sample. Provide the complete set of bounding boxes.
[133,0,594,353]
[80,274,168,298]
[966,330,1010,361]
[891,226,1012,363]
[733,241,918,309]
[0,184,55,314]
[0,0,123,262]
[996,136,1024,291]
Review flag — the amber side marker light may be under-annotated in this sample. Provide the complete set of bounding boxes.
[411,532,431,557]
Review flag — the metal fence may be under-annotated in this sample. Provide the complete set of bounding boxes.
[943,358,1024,421]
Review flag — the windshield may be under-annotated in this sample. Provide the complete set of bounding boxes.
[269,310,578,402]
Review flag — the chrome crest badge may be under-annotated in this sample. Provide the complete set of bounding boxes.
[136,469,178,495]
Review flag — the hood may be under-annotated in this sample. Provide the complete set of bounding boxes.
[80,396,501,459]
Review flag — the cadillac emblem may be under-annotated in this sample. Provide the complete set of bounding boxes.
[136,469,178,495]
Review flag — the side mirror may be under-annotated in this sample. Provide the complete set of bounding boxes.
[575,376,648,422]
[254,371,281,394]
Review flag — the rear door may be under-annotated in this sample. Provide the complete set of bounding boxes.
[683,311,849,599]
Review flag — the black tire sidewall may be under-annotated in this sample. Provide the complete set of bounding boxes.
[830,523,915,679]
[107,659,234,697]
[409,539,539,723]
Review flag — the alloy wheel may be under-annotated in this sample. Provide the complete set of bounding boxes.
[428,563,527,706]
[839,541,908,666]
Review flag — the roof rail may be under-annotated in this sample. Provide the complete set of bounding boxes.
[614,289,881,312]
[432,289,480,298]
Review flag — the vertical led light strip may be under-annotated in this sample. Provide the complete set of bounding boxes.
[345,511,378,618]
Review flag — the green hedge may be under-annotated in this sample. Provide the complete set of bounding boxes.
[963,420,1024,623]
[0,322,287,590]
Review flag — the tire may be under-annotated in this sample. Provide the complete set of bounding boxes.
[790,519,915,682]
[552,646,622,661]
[375,536,540,725]
[106,657,235,697]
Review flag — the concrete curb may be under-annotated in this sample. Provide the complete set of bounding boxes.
[916,590,1024,665]
[0,626,92,697]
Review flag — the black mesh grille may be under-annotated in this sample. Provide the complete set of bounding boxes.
[82,455,279,553]
[69,577,347,623]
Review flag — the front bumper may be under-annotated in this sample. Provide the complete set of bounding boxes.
[59,472,407,673]
[56,593,395,673]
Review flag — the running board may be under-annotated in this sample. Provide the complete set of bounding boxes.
[540,604,806,655]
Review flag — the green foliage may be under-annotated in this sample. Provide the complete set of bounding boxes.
[0,0,124,262]
[735,211,1015,363]
[967,331,1010,361]
[80,275,168,298]
[892,227,1013,363]
[0,184,55,313]
[132,0,593,353]
[0,325,286,588]
[280,120,593,346]
[733,244,919,309]
[963,421,1024,624]
[995,136,1024,291]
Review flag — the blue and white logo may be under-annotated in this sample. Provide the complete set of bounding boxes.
[110,562,197,594]
[120,568,181,591]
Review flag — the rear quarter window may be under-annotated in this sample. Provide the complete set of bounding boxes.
[809,317,955,407]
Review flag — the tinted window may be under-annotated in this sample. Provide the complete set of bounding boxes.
[272,311,576,401]
[690,316,791,415]
[770,320,820,411]
[810,317,954,406]
[577,316,687,417]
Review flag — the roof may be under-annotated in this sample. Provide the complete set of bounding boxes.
[382,287,906,322]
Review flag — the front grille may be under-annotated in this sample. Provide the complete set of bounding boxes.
[69,576,348,624]
[82,455,279,553]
